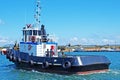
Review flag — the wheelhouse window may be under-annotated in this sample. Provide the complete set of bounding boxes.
[24,31,27,35]
[29,30,32,35]
[26,30,29,35]
[33,30,37,35]
[23,30,25,35]
[38,30,41,35]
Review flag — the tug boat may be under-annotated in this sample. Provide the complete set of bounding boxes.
[3,0,111,74]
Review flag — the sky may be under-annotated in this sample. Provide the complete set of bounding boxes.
[0,0,120,46]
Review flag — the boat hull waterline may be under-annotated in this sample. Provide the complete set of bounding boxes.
[5,51,110,75]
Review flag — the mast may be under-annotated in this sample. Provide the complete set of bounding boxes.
[34,0,41,27]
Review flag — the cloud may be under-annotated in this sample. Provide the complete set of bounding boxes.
[101,39,115,44]
[73,38,117,45]
[79,38,96,45]
[80,38,88,43]
[0,36,14,46]
[49,34,59,42]
[0,39,7,43]
[116,35,120,39]
[102,39,109,43]
[70,37,78,42]
[69,37,80,45]
[52,34,120,45]
[57,36,120,45]
[0,36,8,43]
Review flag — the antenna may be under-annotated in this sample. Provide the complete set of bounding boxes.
[24,10,27,25]
[34,0,41,27]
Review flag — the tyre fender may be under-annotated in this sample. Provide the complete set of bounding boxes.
[18,57,21,62]
[10,55,13,60]
[30,60,34,65]
[13,56,16,61]
[12,54,16,61]
[42,61,49,69]
[62,61,71,69]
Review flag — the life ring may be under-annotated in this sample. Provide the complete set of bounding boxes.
[62,61,71,69]
[28,44,32,51]
[42,61,49,69]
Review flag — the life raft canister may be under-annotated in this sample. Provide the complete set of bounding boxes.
[51,45,54,50]
[62,61,71,69]
[51,45,55,55]
[42,61,49,69]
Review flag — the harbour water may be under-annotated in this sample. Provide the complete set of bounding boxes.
[0,52,120,80]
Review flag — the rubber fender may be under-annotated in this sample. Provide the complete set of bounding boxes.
[30,60,34,65]
[13,56,16,61]
[62,61,71,69]
[42,61,49,69]
[18,57,21,62]
[10,55,13,60]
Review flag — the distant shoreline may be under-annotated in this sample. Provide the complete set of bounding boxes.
[63,50,120,52]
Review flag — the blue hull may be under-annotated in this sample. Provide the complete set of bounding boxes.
[5,50,111,74]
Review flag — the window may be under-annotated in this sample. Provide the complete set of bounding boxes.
[24,31,27,35]
[38,30,41,35]
[33,30,37,35]
[23,31,25,35]
[26,30,29,35]
[29,30,32,35]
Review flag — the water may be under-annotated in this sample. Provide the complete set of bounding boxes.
[0,52,120,80]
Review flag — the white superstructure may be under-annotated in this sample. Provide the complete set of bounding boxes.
[19,0,58,57]
[20,24,58,57]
